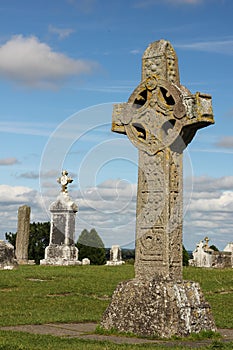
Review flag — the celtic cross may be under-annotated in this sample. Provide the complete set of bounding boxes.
[112,40,214,281]
[57,170,73,194]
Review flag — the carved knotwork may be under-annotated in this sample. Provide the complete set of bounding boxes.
[122,75,187,154]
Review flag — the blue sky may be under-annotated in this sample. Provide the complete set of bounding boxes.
[0,0,233,250]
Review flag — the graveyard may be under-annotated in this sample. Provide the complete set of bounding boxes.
[0,264,233,349]
[0,38,233,348]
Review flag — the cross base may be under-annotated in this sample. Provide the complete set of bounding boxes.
[101,278,216,338]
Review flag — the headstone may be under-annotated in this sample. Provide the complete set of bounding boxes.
[223,242,233,253]
[190,237,232,268]
[106,245,125,265]
[101,39,216,337]
[40,170,81,266]
[0,240,17,270]
[82,258,91,265]
[15,205,31,264]
[224,243,233,267]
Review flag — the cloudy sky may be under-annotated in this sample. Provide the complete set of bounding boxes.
[0,0,233,250]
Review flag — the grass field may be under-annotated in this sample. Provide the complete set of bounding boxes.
[0,265,232,349]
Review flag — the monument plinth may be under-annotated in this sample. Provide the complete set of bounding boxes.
[101,40,216,337]
[40,171,81,266]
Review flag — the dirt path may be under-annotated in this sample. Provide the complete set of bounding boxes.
[1,323,233,347]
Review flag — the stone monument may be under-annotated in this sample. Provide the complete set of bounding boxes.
[190,237,232,268]
[0,240,17,270]
[106,245,125,266]
[224,243,233,267]
[15,205,31,264]
[40,170,81,266]
[101,40,216,337]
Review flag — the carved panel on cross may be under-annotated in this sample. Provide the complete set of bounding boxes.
[139,151,165,191]
[168,225,183,280]
[139,191,165,228]
[169,157,180,191]
[138,228,165,262]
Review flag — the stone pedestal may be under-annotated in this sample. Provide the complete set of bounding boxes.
[101,278,216,338]
[40,192,81,266]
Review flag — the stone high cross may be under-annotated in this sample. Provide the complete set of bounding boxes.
[112,40,214,281]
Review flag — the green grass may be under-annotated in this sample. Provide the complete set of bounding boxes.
[0,331,232,350]
[0,265,232,349]
[0,265,134,326]
[183,267,233,328]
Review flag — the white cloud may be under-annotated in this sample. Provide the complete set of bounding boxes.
[0,184,48,239]
[0,121,55,136]
[0,35,98,88]
[184,175,233,250]
[48,25,75,39]
[134,0,202,8]
[130,49,141,55]
[216,136,233,148]
[192,175,233,192]
[167,0,202,3]
[176,39,233,55]
[0,185,38,205]
[17,169,63,180]
[67,0,96,13]
[38,178,137,247]
[0,157,19,166]
[1,175,233,251]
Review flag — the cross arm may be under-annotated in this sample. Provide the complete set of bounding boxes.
[112,103,128,134]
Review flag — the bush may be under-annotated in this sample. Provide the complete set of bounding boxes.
[5,222,50,264]
[76,228,106,265]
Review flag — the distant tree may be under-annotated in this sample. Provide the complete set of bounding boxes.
[76,228,106,265]
[28,222,50,264]
[122,249,135,264]
[5,232,17,247]
[5,222,50,264]
[183,245,190,266]
[209,244,219,251]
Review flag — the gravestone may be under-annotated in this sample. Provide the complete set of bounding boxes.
[190,237,232,268]
[106,245,125,265]
[40,170,81,266]
[224,243,233,267]
[0,240,17,270]
[101,40,216,337]
[82,258,91,265]
[15,205,31,264]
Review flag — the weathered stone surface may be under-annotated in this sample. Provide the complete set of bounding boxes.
[112,40,214,281]
[0,240,17,270]
[106,245,125,266]
[40,171,81,266]
[15,205,31,264]
[101,39,216,337]
[101,278,216,338]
